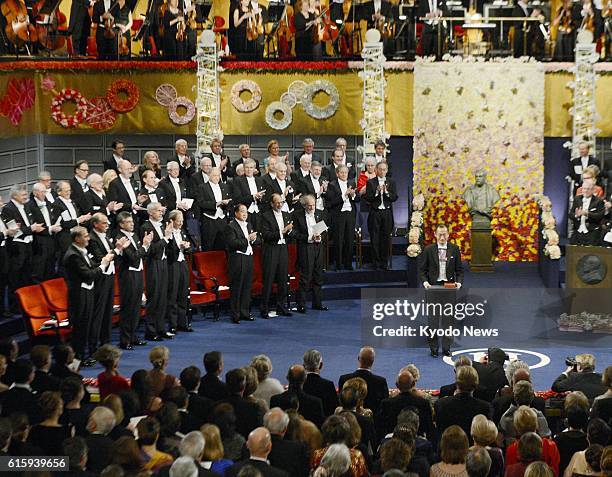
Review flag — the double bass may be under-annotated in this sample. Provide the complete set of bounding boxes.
[1,0,38,47]
[32,0,67,50]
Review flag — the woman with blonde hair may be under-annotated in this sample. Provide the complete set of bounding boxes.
[430,425,470,477]
[525,461,555,477]
[264,139,289,174]
[147,345,178,398]
[339,377,372,418]
[243,365,268,414]
[139,150,162,180]
[200,423,234,476]
[471,414,504,477]
[251,354,284,406]
[102,169,118,193]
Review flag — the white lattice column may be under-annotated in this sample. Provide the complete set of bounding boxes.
[195,31,223,156]
[359,30,388,165]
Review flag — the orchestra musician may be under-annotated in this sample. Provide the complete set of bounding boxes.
[182,0,197,58]
[113,0,133,58]
[513,0,536,57]
[309,0,323,60]
[230,0,260,59]
[294,0,319,59]
[93,0,119,59]
[417,0,447,58]
[69,0,93,56]
[163,0,186,59]
[553,0,578,61]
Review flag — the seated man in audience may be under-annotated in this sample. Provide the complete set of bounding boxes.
[552,353,606,401]
[466,447,492,477]
[0,359,40,424]
[180,366,215,425]
[434,366,492,440]
[226,427,289,477]
[492,364,545,424]
[499,380,551,441]
[302,349,338,417]
[270,365,324,429]
[264,407,309,477]
[157,431,220,477]
[84,406,116,474]
[62,437,92,476]
[472,347,509,402]
[221,368,264,438]
[200,351,229,401]
[339,346,389,415]
[30,345,61,394]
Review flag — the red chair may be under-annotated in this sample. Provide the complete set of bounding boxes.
[287,243,300,307]
[16,284,71,341]
[189,257,219,321]
[40,278,69,323]
[192,251,231,301]
[251,246,263,297]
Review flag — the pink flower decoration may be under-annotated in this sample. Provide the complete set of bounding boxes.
[41,75,56,92]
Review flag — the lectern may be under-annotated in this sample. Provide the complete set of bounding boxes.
[470,228,494,272]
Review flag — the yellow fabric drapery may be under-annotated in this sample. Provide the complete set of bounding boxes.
[0,69,610,138]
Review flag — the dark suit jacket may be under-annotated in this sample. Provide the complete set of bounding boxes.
[140,219,169,262]
[270,389,325,428]
[199,373,229,401]
[50,198,81,253]
[84,433,114,474]
[324,179,359,215]
[31,370,61,394]
[363,0,394,25]
[226,458,289,477]
[492,393,546,424]
[263,178,297,212]
[156,460,221,477]
[87,231,115,268]
[338,369,389,414]
[115,229,148,271]
[472,360,509,402]
[225,219,258,254]
[62,245,102,297]
[27,199,55,245]
[570,195,605,235]
[569,156,600,184]
[303,372,338,417]
[203,153,233,182]
[187,390,215,423]
[170,154,196,180]
[418,242,464,285]
[84,189,109,216]
[417,0,447,24]
[70,177,89,213]
[260,210,293,246]
[268,434,309,477]
[434,392,492,438]
[221,394,264,438]
[552,371,606,401]
[364,176,398,210]
[439,382,490,402]
[293,152,322,170]
[107,176,139,215]
[231,176,266,207]
[322,164,356,183]
[159,176,188,212]
[1,201,37,241]
[0,386,41,423]
[233,157,261,176]
[103,155,122,173]
[196,182,232,218]
[376,391,434,439]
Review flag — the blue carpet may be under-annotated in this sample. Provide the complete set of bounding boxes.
[80,262,611,392]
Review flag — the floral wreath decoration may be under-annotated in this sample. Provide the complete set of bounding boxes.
[50,88,89,128]
[265,101,293,130]
[107,79,140,113]
[231,80,262,113]
[169,96,196,125]
[301,80,340,120]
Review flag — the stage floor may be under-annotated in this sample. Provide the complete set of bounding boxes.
[80,262,611,391]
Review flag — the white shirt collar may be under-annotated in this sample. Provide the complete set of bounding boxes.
[11,199,25,209]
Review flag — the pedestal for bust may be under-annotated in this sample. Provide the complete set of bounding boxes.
[470,228,494,272]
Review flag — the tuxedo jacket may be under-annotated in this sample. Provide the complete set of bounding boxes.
[324,179,359,215]
[1,201,37,241]
[225,219,259,254]
[338,369,389,414]
[569,156,600,184]
[196,182,232,217]
[322,164,356,183]
[103,155,121,173]
[303,372,339,417]
[62,244,102,290]
[115,229,148,271]
[138,186,167,211]
[167,228,193,263]
[417,0,447,23]
[84,189,109,216]
[69,177,89,213]
[203,153,233,182]
[296,174,324,200]
[87,231,115,267]
[290,169,311,187]
[291,209,326,245]
[159,176,187,212]
[293,152,322,169]
[232,157,261,176]
[570,195,605,233]
[227,458,288,477]
[270,388,325,428]
[188,171,210,195]
[419,242,464,285]
[231,176,266,207]
[170,154,196,179]
[263,178,297,211]
[107,177,139,215]
[27,199,54,240]
[363,0,395,25]
[260,210,294,247]
[50,199,82,252]
[140,220,169,261]
[364,176,398,210]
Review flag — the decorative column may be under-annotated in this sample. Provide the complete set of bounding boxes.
[359,30,388,166]
[195,31,223,156]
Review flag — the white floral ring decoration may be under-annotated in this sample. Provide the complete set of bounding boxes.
[231,80,262,113]
[280,92,298,110]
[51,88,88,128]
[265,101,292,130]
[155,83,178,107]
[288,80,307,104]
[168,96,196,125]
[302,80,340,120]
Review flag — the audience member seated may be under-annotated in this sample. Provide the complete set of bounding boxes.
[7,412,43,456]
[0,338,18,386]
[310,415,369,477]
[94,344,131,400]
[85,406,116,474]
[435,366,492,440]
[251,355,284,407]
[209,403,246,462]
[166,386,202,434]
[430,426,470,477]
[137,416,175,472]
[466,447,493,477]
[244,366,268,415]
[110,435,147,476]
[101,394,134,440]
[28,391,74,455]
[312,443,352,477]
[377,370,434,440]
[62,436,95,477]
[160,430,222,477]
[201,351,230,402]
[391,422,432,477]
[148,345,180,398]
[226,427,289,477]
[376,438,413,476]
[157,402,184,457]
[30,345,61,394]
[339,377,373,419]
[338,386,376,453]
[339,410,373,469]
[591,366,612,425]
[524,461,554,477]
[180,366,215,425]
[554,405,589,475]
[338,347,389,415]
[221,368,264,439]
[263,407,309,477]
[472,348,509,402]
[201,423,235,475]
[493,363,546,425]
[303,349,339,418]
[50,344,83,381]
[0,359,40,424]
[286,407,323,455]
[270,365,325,429]
[563,444,604,477]
[552,355,607,401]
[563,418,611,477]
[131,369,163,415]
[505,406,560,476]
[60,376,92,437]
[470,415,504,477]
[499,381,551,441]
[504,432,545,477]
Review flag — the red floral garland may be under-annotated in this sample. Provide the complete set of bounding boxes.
[221,60,349,72]
[0,60,197,72]
[107,79,140,113]
[50,88,88,128]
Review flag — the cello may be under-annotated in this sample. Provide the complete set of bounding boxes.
[1,0,38,48]
[32,0,67,50]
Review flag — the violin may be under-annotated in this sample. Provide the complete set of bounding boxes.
[1,0,38,46]
[247,2,263,41]
[276,2,294,58]
[176,10,185,40]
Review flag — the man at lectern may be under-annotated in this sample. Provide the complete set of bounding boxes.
[419,224,464,357]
